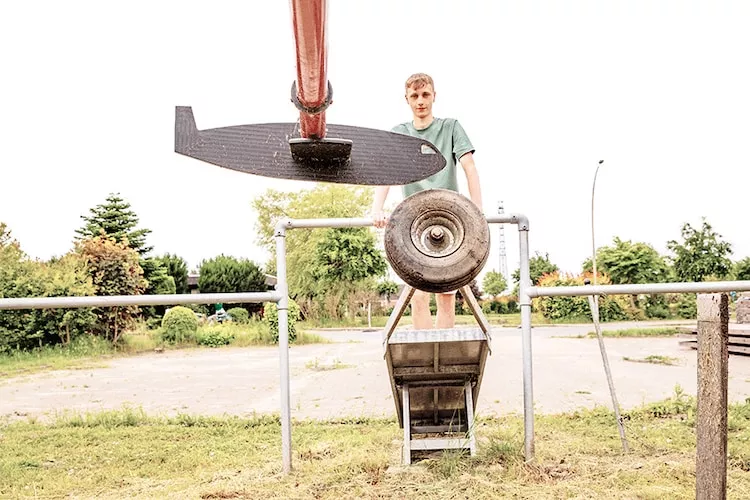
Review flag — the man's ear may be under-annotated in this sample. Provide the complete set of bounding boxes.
[433,91,437,102]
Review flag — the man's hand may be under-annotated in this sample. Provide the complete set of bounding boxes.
[371,186,391,229]
[372,210,389,228]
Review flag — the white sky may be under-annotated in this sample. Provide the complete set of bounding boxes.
[2,1,749,284]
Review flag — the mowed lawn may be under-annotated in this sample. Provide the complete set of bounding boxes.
[3,392,750,499]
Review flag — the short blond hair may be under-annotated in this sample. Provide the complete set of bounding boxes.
[404,73,434,93]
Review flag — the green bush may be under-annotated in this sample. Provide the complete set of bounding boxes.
[481,298,519,315]
[264,299,300,343]
[197,326,235,347]
[645,304,670,319]
[161,306,198,343]
[227,307,249,324]
[533,272,628,322]
[675,293,697,319]
[643,294,670,319]
[0,234,97,352]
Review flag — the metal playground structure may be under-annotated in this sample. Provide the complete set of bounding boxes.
[2,1,749,498]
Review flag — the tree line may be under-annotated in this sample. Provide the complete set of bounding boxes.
[3,187,748,351]
[481,217,748,321]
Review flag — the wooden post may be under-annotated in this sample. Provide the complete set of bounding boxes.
[696,293,729,500]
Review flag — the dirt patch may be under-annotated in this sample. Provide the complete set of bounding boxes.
[3,323,750,422]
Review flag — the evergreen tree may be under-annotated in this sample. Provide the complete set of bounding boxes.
[75,193,153,255]
[156,253,190,294]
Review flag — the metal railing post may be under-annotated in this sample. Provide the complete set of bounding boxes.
[274,220,293,474]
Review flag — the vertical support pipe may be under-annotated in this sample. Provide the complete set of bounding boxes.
[696,293,729,500]
[402,384,411,465]
[518,223,535,461]
[275,222,293,474]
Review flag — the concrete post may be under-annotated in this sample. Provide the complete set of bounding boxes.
[696,293,729,500]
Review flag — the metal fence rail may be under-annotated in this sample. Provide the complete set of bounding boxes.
[0,292,282,311]
[527,281,750,298]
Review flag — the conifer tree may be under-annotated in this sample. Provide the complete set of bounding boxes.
[75,193,153,255]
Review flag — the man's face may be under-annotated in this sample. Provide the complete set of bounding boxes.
[406,83,435,119]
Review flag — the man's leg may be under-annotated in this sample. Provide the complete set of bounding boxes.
[435,291,456,329]
[411,290,433,330]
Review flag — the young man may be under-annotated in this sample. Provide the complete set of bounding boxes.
[371,73,483,330]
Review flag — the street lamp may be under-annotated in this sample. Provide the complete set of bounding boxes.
[587,159,630,452]
[591,160,604,285]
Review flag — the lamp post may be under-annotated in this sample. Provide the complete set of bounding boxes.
[587,159,630,452]
[591,160,603,285]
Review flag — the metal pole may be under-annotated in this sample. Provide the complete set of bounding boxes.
[591,160,603,286]
[518,220,535,461]
[290,0,328,139]
[527,280,750,298]
[586,286,630,452]
[283,217,373,229]
[275,221,293,474]
[0,292,282,311]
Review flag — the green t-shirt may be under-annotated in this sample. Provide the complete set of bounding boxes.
[391,118,474,198]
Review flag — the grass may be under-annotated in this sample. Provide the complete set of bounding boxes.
[305,357,355,371]
[0,335,115,378]
[0,321,328,380]
[579,327,684,339]
[301,312,555,330]
[3,389,750,498]
[624,355,680,366]
[304,313,691,331]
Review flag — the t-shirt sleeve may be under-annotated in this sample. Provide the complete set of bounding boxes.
[452,120,475,161]
[391,124,407,134]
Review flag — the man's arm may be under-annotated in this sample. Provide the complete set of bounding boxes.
[371,185,391,228]
[459,152,483,212]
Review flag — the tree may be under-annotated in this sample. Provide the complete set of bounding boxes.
[252,184,385,319]
[582,237,670,284]
[140,258,175,296]
[512,252,559,286]
[139,258,176,320]
[534,272,629,322]
[667,218,733,282]
[156,253,190,294]
[311,227,387,319]
[482,270,507,297]
[76,236,147,343]
[733,257,750,281]
[198,255,267,313]
[0,222,14,247]
[1,225,97,351]
[312,228,387,285]
[377,280,399,302]
[75,193,153,255]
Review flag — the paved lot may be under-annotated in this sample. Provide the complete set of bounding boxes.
[2,321,750,422]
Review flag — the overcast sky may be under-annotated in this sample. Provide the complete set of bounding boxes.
[2,1,748,285]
